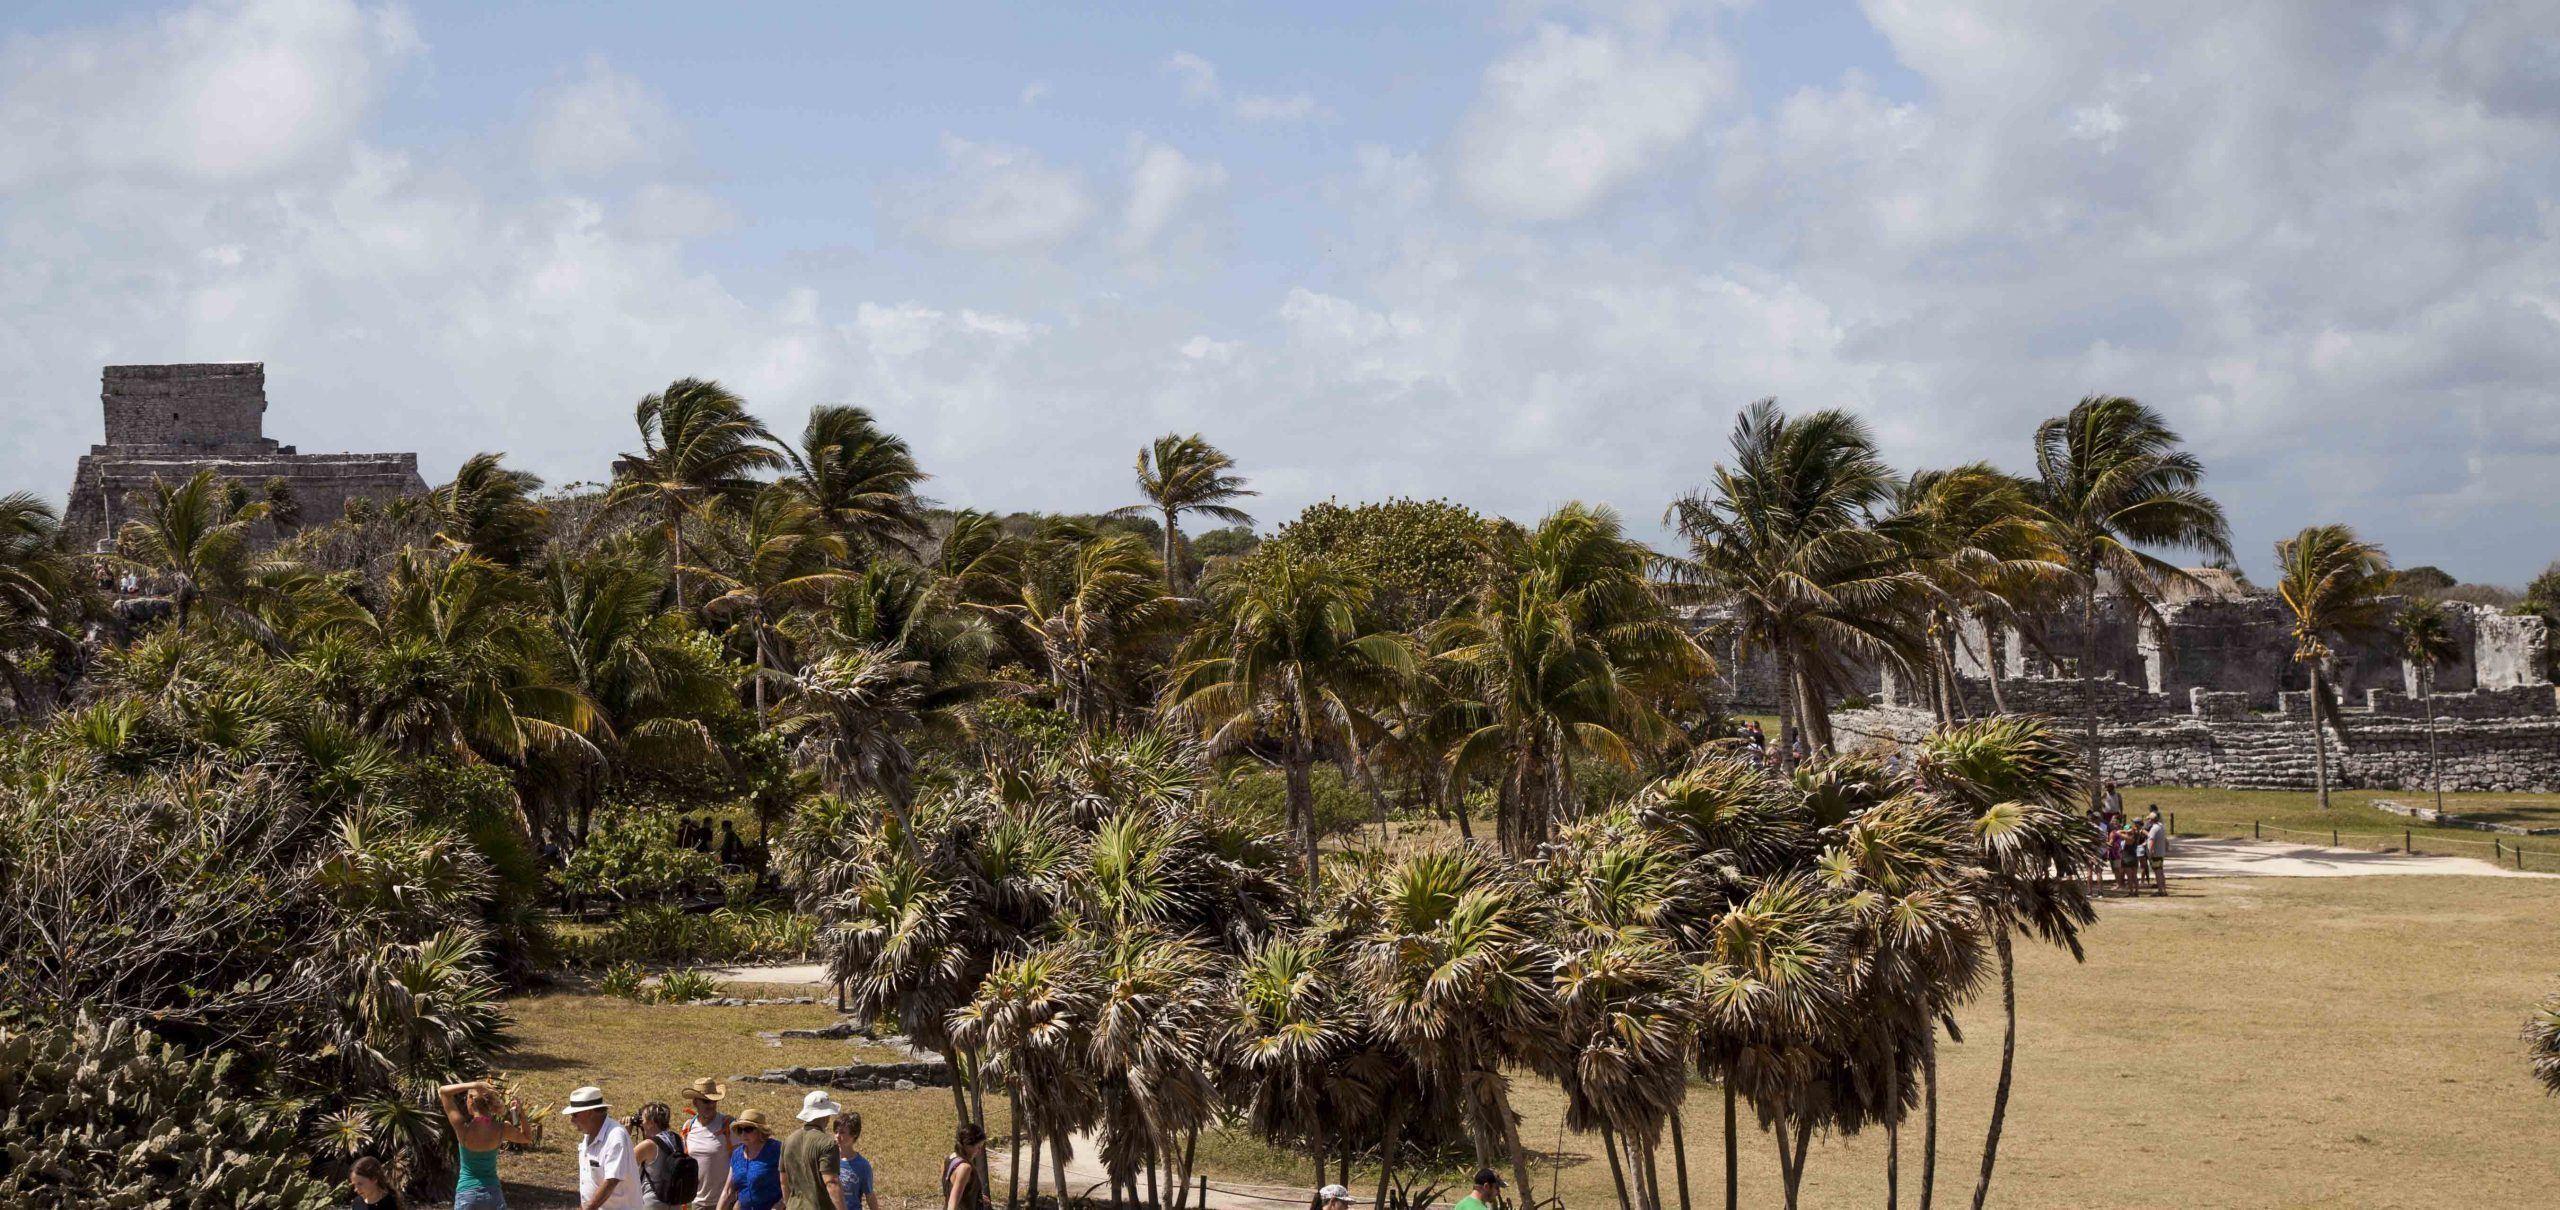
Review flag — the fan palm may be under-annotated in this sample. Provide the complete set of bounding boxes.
[1689,874,1850,1210]
[1164,552,1413,887]
[429,453,549,567]
[1113,433,1257,593]
[950,941,1102,1203]
[2531,992,2560,1095]
[2274,525,2398,808]
[1351,847,1554,1202]
[2396,599,2461,814]
[782,404,932,560]
[1086,927,1224,1209]
[1664,401,1923,756]
[1224,933,1357,1193]
[601,378,782,610]
[2026,397,2232,807]
[0,493,83,720]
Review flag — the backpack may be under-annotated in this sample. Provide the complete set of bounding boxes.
[643,1129,699,1203]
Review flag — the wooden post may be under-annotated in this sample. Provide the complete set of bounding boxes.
[2404,828,2411,854]
[2254,820,2261,840]
[2332,827,2339,847]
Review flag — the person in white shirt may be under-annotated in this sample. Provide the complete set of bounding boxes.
[565,1085,643,1210]
[2145,812,2168,895]
[680,1077,735,1209]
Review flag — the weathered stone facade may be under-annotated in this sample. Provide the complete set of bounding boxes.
[63,364,426,545]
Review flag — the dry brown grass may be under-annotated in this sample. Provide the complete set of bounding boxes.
[497,875,2560,1209]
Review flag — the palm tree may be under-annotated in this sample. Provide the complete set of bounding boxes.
[1886,466,2066,721]
[1085,927,1224,1210]
[2026,397,2232,807]
[979,529,1184,732]
[2531,992,2560,1094]
[429,453,550,566]
[114,469,270,633]
[782,404,932,560]
[1113,433,1257,593]
[1164,552,1413,887]
[360,550,601,769]
[1223,932,1358,1198]
[683,489,852,718]
[535,554,734,842]
[602,378,782,610]
[1443,506,1707,853]
[2274,525,2398,809]
[1910,716,2098,1210]
[1664,401,1923,757]
[1688,874,1848,1210]
[1351,847,1554,1202]
[2396,599,2460,815]
[0,493,82,720]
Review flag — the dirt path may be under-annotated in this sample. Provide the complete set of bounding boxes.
[2167,836,2554,878]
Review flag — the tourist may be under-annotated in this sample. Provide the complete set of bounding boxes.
[2146,809,2169,894]
[833,1110,879,1210]
[438,1079,533,1210]
[681,1078,736,1210]
[2103,780,2124,817]
[942,1122,988,1210]
[632,1102,695,1209]
[1454,1167,1506,1210]
[781,1090,842,1210]
[721,1109,783,1210]
[349,1155,400,1210]
[1316,1183,1353,1210]
[564,1085,642,1210]
[720,821,749,869]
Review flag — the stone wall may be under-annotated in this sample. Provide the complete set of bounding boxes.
[102,364,272,449]
[2476,612,2553,690]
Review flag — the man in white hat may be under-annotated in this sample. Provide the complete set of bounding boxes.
[780,1089,845,1210]
[563,1085,642,1210]
[1317,1183,1355,1209]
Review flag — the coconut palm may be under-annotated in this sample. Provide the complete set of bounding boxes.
[979,528,1185,732]
[1664,401,1923,756]
[361,550,601,768]
[1164,552,1413,887]
[114,469,272,634]
[1439,505,1706,854]
[0,493,82,720]
[683,489,852,719]
[2273,525,2398,809]
[782,404,932,560]
[933,509,1023,609]
[602,378,782,610]
[1351,847,1555,1202]
[1910,716,2097,1210]
[534,554,734,842]
[2025,397,2232,807]
[1886,465,2067,720]
[429,453,549,567]
[2396,599,2461,815]
[1113,433,1257,593]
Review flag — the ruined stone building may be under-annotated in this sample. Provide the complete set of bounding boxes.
[1697,573,2560,793]
[64,363,427,545]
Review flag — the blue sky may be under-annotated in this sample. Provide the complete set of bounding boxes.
[3,1,2556,582]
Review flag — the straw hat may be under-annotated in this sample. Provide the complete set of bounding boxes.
[560,1086,609,1116]
[733,1108,772,1132]
[683,1077,726,1103]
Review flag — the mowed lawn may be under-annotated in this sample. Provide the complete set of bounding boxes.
[488,874,2560,1208]
[2129,785,2560,866]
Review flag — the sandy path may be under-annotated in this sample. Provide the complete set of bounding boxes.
[2165,836,2552,878]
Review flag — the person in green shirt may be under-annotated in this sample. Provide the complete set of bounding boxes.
[1453,1167,1506,1210]
[779,1091,844,1210]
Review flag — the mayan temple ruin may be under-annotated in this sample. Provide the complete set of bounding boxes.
[63,363,427,545]
[1703,576,2560,794]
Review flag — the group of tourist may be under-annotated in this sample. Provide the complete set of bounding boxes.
[673,814,754,870]
[1737,720,1811,772]
[394,1078,932,1210]
[2092,780,2169,896]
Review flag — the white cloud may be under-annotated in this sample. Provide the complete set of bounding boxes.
[0,0,416,188]
[1120,136,1227,256]
[1163,50,1330,123]
[524,55,674,177]
[1165,51,1221,102]
[1234,93,1329,123]
[1019,80,1051,106]
[886,136,1096,254]
[1454,23,1731,221]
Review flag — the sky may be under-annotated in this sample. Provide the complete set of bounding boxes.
[3,0,2556,582]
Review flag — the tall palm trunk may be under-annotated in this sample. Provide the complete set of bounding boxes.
[1160,506,1183,594]
[1920,1031,1940,1210]
[1485,1080,1539,1210]
[1773,639,1798,758]
[2309,663,2333,809]
[1970,927,2018,1210]
[1723,1080,1738,1210]
[1669,1103,1692,1210]
[1285,738,1320,889]
[1981,616,2009,716]
[2079,583,2102,810]
[1051,1131,1069,1210]
[668,500,688,611]
[1601,1121,1634,1210]
[2423,668,2443,815]
[1885,1038,1902,1210]
[1374,1102,1405,1210]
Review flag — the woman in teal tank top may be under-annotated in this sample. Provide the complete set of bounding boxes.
[440,1080,533,1210]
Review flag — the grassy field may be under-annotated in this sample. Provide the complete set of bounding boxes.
[2129,785,2560,867]
[491,871,2560,1209]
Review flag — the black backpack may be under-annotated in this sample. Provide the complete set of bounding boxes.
[643,1130,699,1203]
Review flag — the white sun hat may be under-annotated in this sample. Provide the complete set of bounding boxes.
[560,1086,609,1115]
[797,1089,846,1122]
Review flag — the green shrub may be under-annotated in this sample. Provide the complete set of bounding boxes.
[1214,763,1373,839]
[558,811,719,903]
[597,961,650,1002]
[658,969,721,1003]
[0,1014,337,1208]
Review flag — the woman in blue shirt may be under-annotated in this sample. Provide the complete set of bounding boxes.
[719,1110,783,1210]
